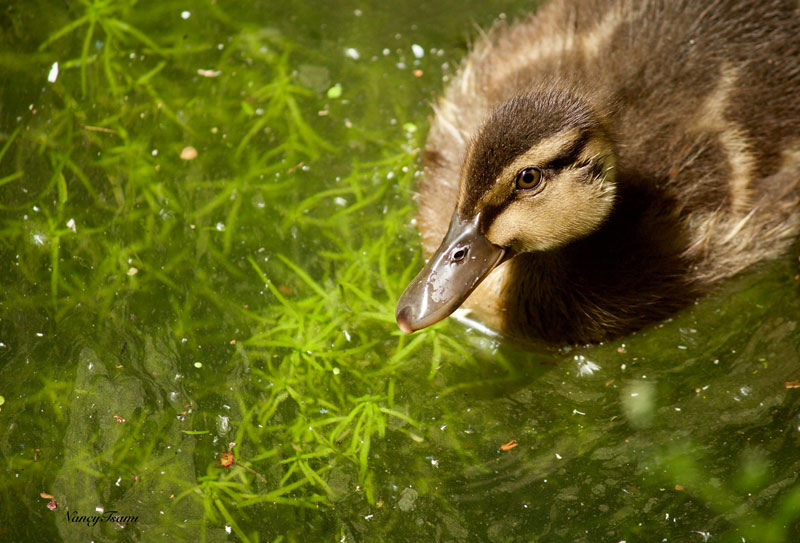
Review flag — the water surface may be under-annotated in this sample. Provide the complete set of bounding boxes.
[2,1,800,542]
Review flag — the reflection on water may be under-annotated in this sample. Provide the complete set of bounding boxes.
[1,1,799,542]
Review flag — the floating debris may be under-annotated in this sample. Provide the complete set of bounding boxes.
[47,62,59,83]
[180,146,198,160]
[326,84,342,99]
[575,355,601,376]
[398,487,418,511]
[218,451,235,468]
[216,415,231,435]
[500,439,518,451]
[278,284,293,295]
[411,44,425,58]
[197,69,222,78]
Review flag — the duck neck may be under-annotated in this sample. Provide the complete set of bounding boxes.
[500,180,698,343]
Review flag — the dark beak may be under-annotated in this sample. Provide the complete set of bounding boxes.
[396,210,507,333]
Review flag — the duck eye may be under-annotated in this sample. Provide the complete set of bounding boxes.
[515,167,542,190]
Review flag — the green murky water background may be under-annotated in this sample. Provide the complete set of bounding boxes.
[2,1,800,541]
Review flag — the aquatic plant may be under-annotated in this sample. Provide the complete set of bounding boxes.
[1,1,800,541]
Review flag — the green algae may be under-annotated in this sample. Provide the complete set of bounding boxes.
[1,1,800,542]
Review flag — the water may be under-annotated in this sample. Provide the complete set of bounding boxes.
[1,1,800,541]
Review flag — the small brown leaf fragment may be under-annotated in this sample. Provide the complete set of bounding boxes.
[674,484,685,491]
[500,439,518,451]
[539,361,558,366]
[785,381,800,389]
[219,451,235,468]
[113,414,126,423]
[286,162,304,174]
[413,69,423,77]
[617,347,627,353]
[40,492,54,499]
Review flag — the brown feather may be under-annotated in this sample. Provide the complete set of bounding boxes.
[414,0,800,343]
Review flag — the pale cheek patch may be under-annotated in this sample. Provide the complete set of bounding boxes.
[486,174,614,251]
[464,128,584,212]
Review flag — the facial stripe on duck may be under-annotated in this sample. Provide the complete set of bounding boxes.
[458,91,596,216]
[457,92,617,253]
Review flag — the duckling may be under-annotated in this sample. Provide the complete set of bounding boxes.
[396,0,800,343]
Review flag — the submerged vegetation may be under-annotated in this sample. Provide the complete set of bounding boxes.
[1,1,800,541]
[0,0,493,539]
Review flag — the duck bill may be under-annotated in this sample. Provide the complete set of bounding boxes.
[396,211,507,333]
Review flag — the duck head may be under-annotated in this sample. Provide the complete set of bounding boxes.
[396,91,618,333]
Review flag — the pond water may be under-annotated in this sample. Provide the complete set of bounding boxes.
[2,1,800,542]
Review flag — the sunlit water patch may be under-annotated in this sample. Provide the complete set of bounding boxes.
[1,1,799,542]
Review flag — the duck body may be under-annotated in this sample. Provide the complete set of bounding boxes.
[397,0,800,343]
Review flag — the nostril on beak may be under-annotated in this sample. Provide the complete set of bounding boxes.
[451,247,468,262]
